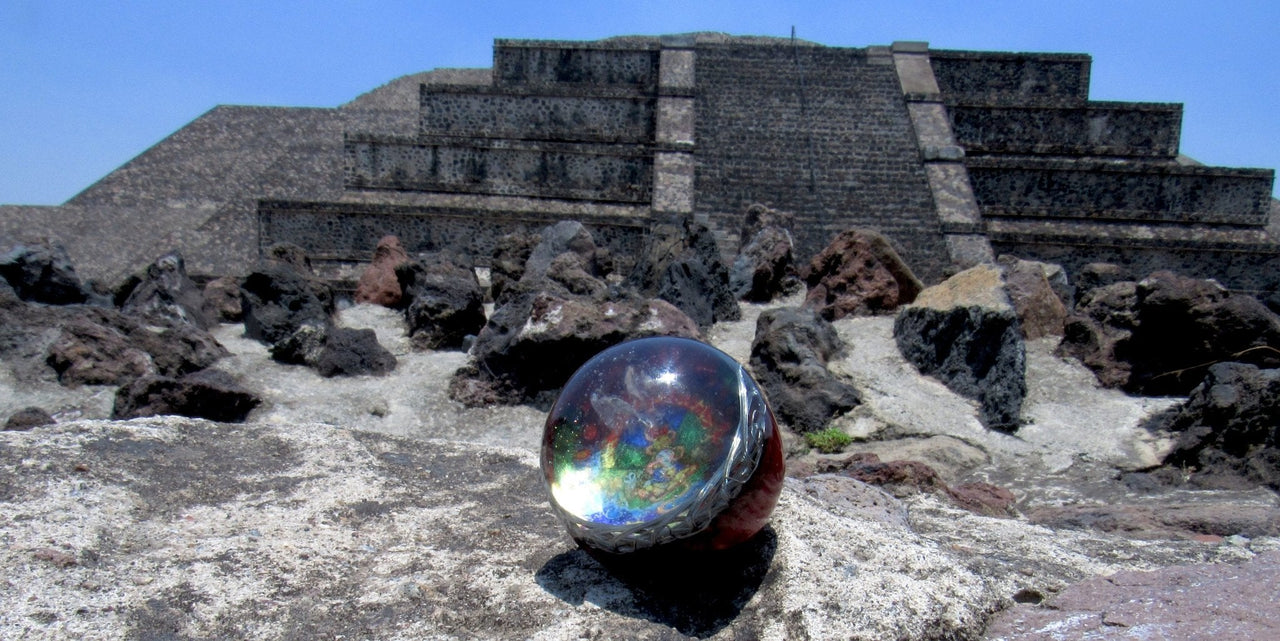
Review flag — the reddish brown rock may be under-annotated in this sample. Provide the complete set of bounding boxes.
[997,255,1067,340]
[982,552,1280,640]
[202,276,243,323]
[802,229,923,320]
[946,482,1016,517]
[355,235,411,307]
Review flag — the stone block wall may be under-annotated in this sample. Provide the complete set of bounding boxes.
[968,158,1274,225]
[493,40,660,91]
[419,88,656,143]
[693,43,951,280]
[949,102,1182,157]
[930,50,1091,102]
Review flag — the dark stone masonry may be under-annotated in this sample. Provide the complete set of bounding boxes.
[1,33,1275,295]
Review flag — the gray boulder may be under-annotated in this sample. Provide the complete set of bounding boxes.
[893,264,1026,431]
[626,218,740,327]
[731,204,799,302]
[396,254,487,350]
[112,369,261,422]
[4,406,54,431]
[749,306,860,433]
[120,251,212,329]
[0,238,93,305]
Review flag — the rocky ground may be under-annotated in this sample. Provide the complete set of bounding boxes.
[4,295,1279,639]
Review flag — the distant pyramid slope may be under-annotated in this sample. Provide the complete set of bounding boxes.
[342,68,491,112]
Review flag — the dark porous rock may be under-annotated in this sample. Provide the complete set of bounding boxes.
[982,552,1280,640]
[1073,261,1133,303]
[0,238,90,305]
[112,369,261,422]
[802,229,923,320]
[45,316,155,386]
[545,253,609,298]
[1057,281,1139,389]
[240,264,335,346]
[5,407,55,431]
[453,291,700,405]
[134,322,230,378]
[894,264,1026,431]
[626,218,739,327]
[201,276,243,323]
[354,235,411,307]
[261,242,315,274]
[748,306,860,433]
[1154,362,1280,491]
[489,230,539,304]
[1060,271,1280,395]
[271,324,397,377]
[120,251,212,329]
[731,204,799,302]
[396,254,487,350]
[997,255,1068,340]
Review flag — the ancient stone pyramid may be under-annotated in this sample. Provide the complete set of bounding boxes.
[2,34,1275,293]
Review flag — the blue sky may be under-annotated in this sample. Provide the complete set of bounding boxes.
[2,0,1277,204]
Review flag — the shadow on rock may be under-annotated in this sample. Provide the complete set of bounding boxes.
[535,527,776,638]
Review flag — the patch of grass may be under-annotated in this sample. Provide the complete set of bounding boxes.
[804,428,852,454]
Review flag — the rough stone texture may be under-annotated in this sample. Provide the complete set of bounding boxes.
[626,219,740,328]
[894,265,1027,431]
[983,552,1280,640]
[201,276,243,323]
[1025,499,1280,539]
[731,225,797,302]
[997,255,1068,340]
[271,324,397,378]
[1059,271,1280,395]
[396,255,487,350]
[489,230,539,304]
[1072,262,1133,302]
[454,291,701,406]
[353,235,411,307]
[1154,363,1280,491]
[4,407,54,431]
[239,263,335,346]
[120,251,212,330]
[0,417,1264,641]
[0,238,91,305]
[802,229,924,320]
[112,369,262,422]
[748,307,861,433]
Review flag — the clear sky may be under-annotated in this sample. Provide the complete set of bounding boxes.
[2,0,1276,205]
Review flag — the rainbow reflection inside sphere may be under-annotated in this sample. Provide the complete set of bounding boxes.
[541,336,782,554]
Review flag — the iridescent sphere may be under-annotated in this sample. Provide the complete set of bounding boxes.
[541,336,783,554]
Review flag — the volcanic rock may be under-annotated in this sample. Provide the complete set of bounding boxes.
[894,264,1027,431]
[454,291,700,405]
[239,263,335,345]
[802,229,923,320]
[1060,271,1280,395]
[997,255,1068,340]
[354,235,411,307]
[489,229,539,304]
[4,407,54,430]
[271,324,397,377]
[626,218,740,327]
[1072,261,1133,303]
[395,254,487,350]
[0,238,91,305]
[749,306,860,433]
[120,251,212,329]
[201,276,243,323]
[731,204,798,302]
[112,369,261,422]
[1154,362,1280,491]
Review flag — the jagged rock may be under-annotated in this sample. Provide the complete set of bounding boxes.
[261,242,314,274]
[545,253,608,298]
[523,220,606,284]
[626,218,740,327]
[354,235,411,307]
[112,370,261,422]
[1073,262,1133,303]
[1153,363,1280,491]
[489,230,539,304]
[120,251,212,329]
[45,316,155,386]
[1059,271,1280,395]
[0,238,90,305]
[4,407,54,430]
[997,255,1068,340]
[731,204,798,302]
[748,306,860,433]
[983,552,1280,640]
[454,291,700,405]
[201,276,243,323]
[239,263,335,345]
[136,322,231,379]
[271,324,397,377]
[396,254,486,350]
[893,264,1026,431]
[802,229,923,320]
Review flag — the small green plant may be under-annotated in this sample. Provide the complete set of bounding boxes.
[804,428,853,454]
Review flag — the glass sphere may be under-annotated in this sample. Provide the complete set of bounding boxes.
[541,336,783,553]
